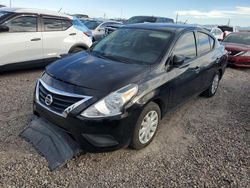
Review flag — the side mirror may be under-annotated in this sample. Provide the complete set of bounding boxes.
[0,25,9,32]
[172,55,185,67]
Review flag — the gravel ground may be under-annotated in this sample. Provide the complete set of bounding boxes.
[0,68,249,187]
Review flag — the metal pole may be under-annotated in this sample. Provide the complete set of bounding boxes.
[10,0,12,7]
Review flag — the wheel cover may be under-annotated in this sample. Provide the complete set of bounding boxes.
[139,110,159,144]
[212,74,219,94]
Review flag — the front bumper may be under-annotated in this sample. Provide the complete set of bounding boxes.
[228,56,250,68]
[34,101,142,152]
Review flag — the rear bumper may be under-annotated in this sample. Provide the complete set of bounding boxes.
[34,101,142,152]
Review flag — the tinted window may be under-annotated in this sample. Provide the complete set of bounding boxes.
[92,29,172,64]
[197,32,211,54]
[62,20,72,30]
[173,32,196,60]
[4,16,37,32]
[44,18,62,31]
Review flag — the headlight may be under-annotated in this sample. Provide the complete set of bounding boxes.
[81,84,138,118]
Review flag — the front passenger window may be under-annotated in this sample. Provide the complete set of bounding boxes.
[173,32,196,61]
[4,16,37,32]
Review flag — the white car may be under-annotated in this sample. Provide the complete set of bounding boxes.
[82,19,121,41]
[208,27,224,41]
[0,8,93,71]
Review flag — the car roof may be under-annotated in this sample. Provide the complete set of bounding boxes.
[130,15,173,19]
[123,23,204,33]
[0,7,72,19]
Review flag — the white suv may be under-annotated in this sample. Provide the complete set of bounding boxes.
[0,8,93,71]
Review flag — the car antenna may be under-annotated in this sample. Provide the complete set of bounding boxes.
[58,7,62,13]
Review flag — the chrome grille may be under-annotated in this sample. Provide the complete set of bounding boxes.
[36,79,92,116]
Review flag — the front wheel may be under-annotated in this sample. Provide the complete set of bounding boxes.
[201,72,220,97]
[130,102,161,150]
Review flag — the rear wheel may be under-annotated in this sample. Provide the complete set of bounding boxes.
[201,72,220,97]
[130,102,161,150]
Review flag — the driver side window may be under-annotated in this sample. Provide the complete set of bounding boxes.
[173,32,197,61]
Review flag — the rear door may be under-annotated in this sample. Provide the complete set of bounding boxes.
[0,14,43,65]
[41,16,75,59]
[195,31,217,90]
[167,31,204,109]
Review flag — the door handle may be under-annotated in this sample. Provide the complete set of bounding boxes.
[193,66,201,73]
[69,33,76,36]
[30,38,41,41]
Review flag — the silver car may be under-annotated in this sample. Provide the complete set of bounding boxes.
[83,19,121,41]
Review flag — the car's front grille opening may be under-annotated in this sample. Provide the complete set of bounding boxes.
[38,82,83,114]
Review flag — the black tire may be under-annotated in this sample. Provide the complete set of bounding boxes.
[201,72,220,98]
[130,102,161,150]
[69,47,85,53]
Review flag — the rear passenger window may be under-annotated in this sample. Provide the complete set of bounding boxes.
[5,16,37,32]
[43,18,72,31]
[173,32,197,60]
[62,20,72,30]
[197,32,211,54]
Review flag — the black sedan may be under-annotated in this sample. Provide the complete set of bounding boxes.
[33,23,228,152]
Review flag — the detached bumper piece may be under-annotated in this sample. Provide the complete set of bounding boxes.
[20,117,82,171]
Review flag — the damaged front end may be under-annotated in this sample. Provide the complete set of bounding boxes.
[21,117,83,171]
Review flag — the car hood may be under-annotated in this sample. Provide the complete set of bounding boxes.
[223,42,250,52]
[46,52,150,92]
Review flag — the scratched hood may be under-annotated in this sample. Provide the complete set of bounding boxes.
[46,52,149,92]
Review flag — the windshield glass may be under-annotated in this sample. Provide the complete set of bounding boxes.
[92,28,172,64]
[224,33,250,45]
[85,20,102,30]
[126,16,156,24]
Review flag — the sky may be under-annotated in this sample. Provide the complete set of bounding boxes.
[0,0,250,27]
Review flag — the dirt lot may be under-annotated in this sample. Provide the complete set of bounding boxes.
[0,68,249,187]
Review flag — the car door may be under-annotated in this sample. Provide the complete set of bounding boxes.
[195,31,217,90]
[167,31,204,109]
[41,16,75,59]
[0,14,43,66]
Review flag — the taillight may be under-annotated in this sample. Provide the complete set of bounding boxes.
[84,32,91,37]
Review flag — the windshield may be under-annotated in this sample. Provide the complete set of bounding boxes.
[224,33,250,45]
[85,20,102,30]
[92,28,172,64]
[126,16,156,24]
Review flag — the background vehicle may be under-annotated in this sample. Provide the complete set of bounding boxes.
[205,27,224,40]
[71,14,89,19]
[105,15,174,35]
[32,24,227,154]
[223,32,250,67]
[0,8,93,71]
[83,19,121,41]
